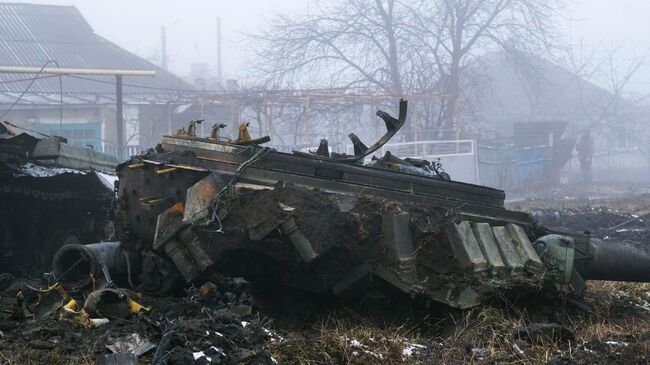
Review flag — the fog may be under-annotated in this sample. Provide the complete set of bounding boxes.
[3,0,650,191]
[14,0,650,90]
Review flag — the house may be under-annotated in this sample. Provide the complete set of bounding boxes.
[0,2,195,156]
[465,51,650,185]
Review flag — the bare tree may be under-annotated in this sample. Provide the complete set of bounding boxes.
[249,0,432,94]
[250,0,564,139]
[407,0,563,136]
[559,45,650,168]
[565,46,649,131]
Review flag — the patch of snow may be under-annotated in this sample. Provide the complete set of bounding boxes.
[193,351,211,362]
[635,300,650,311]
[344,336,385,360]
[605,341,629,347]
[350,339,363,347]
[616,228,645,233]
[19,162,85,177]
[96,171,117,190]
[582,346,597,354]
[241,321,250,328]
[262,327,285,342]
[210,346,226,356]
[402,343,427,357]
[471,347,487,360]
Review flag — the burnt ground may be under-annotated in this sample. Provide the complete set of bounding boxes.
[3,191,650,364]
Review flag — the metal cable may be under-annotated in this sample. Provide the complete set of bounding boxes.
[0,60,63,128]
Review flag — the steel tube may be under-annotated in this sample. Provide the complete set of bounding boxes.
[576,238,650,282]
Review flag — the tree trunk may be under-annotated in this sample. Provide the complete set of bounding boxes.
[440,55,461,139]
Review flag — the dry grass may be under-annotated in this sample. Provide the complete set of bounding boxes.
[267,316,430,364]
[265,281,650,364]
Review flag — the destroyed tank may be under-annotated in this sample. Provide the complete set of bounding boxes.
[0,122,117,273]
[51,100,650,309]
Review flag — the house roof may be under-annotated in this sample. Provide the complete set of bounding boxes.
[0,2,193,106]
[466,51,645,136]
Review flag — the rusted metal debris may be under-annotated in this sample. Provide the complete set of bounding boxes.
[38,99,650,310]
[0,122,117,273]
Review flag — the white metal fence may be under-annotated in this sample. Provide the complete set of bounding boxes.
[346,139,479,184]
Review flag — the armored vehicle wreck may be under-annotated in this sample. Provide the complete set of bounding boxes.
[0,122,117,273]
[52,100,650,309]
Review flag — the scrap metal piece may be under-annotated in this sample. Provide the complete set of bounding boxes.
[381,211,415,266]
[447,221,488,272]
[316,139,330,157]
[237,122,252,142]
[535,235,576,292]
[505,224,543,273]
[280,216,317,262]
[348,134,369,157]
[235,122,271,145]
[210,123,228,140]
[106,333,156,357]
[293,99,408,163]
[31,137,118,171]
[1,131,116,273]
[22,283,67,320]
[471,222,506,273]
[183,173,226,224]
[52,242,127,292]
[96,353,138,365]
[83,288,131,320]
[492,226,524,271]
[175,119,203,137]
[153,203,213,283]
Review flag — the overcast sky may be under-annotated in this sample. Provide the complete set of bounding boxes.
[9,0,650,91]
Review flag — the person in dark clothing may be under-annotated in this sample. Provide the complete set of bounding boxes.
[576,131,594,184]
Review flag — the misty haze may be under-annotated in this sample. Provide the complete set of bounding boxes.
[1,1,650,364]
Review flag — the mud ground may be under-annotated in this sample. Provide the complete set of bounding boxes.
[3,191,650,364]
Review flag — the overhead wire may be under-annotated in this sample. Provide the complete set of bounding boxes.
[2,121,55,139]
[0,60,64,133]
[0,74,62,85]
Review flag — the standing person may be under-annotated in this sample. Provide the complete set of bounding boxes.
[576,131,594,185]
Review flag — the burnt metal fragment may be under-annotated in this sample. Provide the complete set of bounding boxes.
[0,125,116,273]
[95,98,650,309]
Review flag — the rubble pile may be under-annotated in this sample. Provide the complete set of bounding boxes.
[0,273,276,364]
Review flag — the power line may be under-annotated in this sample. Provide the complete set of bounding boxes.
[0,60,63,133]
[0,74,62,85]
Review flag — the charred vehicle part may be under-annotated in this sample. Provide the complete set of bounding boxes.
[51,100,650,309]
[0,122,117,273]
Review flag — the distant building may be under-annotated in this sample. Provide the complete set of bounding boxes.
[466,51,650,184]
[0,2,194,156]
[467,51,644,140]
